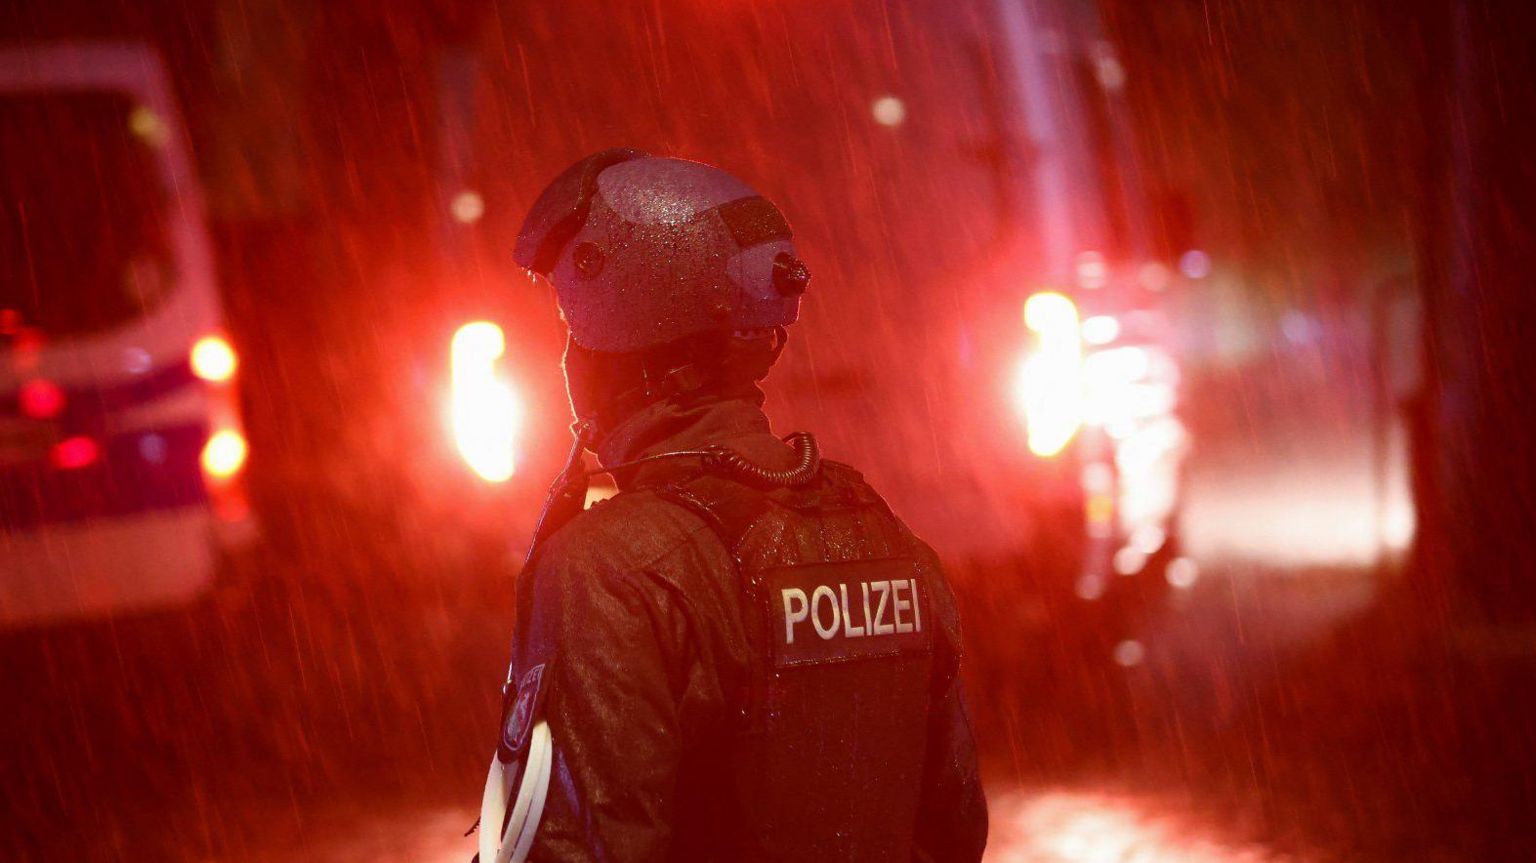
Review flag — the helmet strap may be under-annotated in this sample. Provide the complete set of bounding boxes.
[522,419,595,566]
[592,359,711,437]
[566,328,787,444]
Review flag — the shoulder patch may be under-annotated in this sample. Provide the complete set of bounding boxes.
[498,663,548,763]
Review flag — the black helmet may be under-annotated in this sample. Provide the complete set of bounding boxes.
[514,149,810,353]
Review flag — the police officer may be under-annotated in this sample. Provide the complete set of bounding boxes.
[478,149,987,863]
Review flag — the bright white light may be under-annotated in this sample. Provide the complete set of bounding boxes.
[201,429,247,479]
[1081,462,1114,495]
[987,789,1291,862]
[451,190,485,224]
[1086,345,1151,382]
[1081,315,1120,345]
[191,335,238,382]
[1166,557,1200,589]
[1114,416,1188,542]
[1016,292,1082,457]
[1023,290,1077,334]
[1132,524,1167,555]
[1180,442,1395,569]
[871,95,907,127]
[451,321,521,483]
[1081,346,1166,428]
[1381,427,1417,552]
[1113,546,1147,576]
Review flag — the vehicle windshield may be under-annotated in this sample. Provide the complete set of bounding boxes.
[0,91,173,337]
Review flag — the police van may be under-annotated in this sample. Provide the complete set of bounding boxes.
[0,42,253,627]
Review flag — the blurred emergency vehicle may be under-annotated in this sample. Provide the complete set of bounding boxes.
[0,42,253,627]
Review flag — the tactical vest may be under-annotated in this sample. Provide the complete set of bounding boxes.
[651,461,949,862]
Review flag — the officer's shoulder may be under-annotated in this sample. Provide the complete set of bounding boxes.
[538,486,717,570]
[803,458,891,509]
[806,459,935,548]
[818,458,868,486]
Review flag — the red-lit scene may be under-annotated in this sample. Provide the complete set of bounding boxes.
[2,0,1533,860]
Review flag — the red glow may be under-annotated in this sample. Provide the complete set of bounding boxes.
[211,486,252,522]
[50,435,99,470]
[19,378,65,419]
[12,327,45,371]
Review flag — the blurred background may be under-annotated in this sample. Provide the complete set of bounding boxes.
[2,0,1534,859]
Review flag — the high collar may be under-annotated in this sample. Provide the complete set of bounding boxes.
[595,392,796,491]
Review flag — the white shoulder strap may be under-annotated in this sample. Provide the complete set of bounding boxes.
[478,721,553,863]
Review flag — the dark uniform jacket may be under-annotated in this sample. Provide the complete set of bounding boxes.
[502,396,987,862]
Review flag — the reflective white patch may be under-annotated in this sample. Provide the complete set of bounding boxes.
[479,754,511,863]
[769,561,932,667]
[811,585,840,639]
[870,581,895,636]
[479,720,553,863]
[779,578,925,648]
[781,588,809,644]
